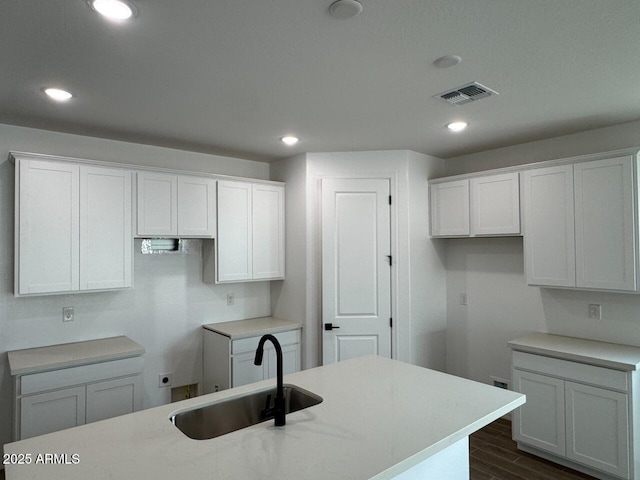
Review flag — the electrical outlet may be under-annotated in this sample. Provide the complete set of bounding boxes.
[460,293,467,306]
[226,293,235,306]
[158,373,172,388]
[490,376,510,390]
[62,306,74,322]
[588,304,602,320]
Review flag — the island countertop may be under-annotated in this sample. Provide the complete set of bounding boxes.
[3,356,524,480]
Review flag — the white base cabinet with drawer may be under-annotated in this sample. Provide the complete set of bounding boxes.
[9,337,146,441]
[14,356,143,440]
[203,325,301,393]
[510,335,640,480]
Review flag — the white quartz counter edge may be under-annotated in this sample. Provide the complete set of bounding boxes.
[7,336,145,376]
[202,316,302,339]
[508,333,640,371]
[4,356,525,480]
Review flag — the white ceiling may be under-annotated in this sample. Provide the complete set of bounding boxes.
[2,1,639,162]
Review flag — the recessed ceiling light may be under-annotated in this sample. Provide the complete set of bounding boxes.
[329,0,363,19]
[43,88,73,102]
[447,122,468,132]
[433,55,462,68]
[89,0,135,20]
[281,136,299,146]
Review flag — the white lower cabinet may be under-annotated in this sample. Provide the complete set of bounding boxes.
[14,357,143,440]
[512,349,635,479]
[203,327,301,393]
[512,369,566,456]
[20,386,87,440]
[565,381,629,477]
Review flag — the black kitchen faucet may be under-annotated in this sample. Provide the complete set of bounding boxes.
[254,334,286,426]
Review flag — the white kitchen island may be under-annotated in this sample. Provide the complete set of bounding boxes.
[3,356,525,479]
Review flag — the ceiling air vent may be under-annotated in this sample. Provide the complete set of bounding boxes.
[435,82,498,106]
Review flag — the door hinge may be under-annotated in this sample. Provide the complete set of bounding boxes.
[390,318,393,328]
[389,195,392,205]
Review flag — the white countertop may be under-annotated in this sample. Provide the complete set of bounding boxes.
[3,355,524,480]
[508,333,640,371]
[202,316,302,339]
[7,336,146,376]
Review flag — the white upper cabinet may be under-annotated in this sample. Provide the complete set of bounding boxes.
[18,159,80,294]
[214,180,285,283]
[523,165,576,288]
[136,172,216,237]
[429,173,520,237]
[177,176,217,236]
[470,172,520,235]
[574,156,636,291]
[252,183,285,280]
[430,180,470,236]
[15,156,132,296]
[137,172,177,236]
[216,181,253,282]
[80,166,132,290]
[524,155,638,292]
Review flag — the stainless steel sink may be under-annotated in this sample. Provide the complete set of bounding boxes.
[170,384,322,440]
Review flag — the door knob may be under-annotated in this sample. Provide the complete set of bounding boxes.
[324,323,341,331]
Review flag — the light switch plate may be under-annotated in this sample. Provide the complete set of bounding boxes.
[588,304,602,320]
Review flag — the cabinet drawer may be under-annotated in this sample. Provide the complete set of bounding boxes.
[232,330,300,354]
[21,356,144,395]
[512,351,628,392]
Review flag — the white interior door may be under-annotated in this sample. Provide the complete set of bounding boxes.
[322,178,391,364]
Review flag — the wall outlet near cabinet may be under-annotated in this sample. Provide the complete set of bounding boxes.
[158,373,172,388]
[62,306,74,322]
[460,293,467,306]
[226,293,235,306]
[490,376,510,390]
[588,304,602,320]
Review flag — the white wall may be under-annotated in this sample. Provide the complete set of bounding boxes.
[269,155,309,366]
[407,151,447,369]
[443,121,640,386]
[0,124,272,449]
[272,150,446,369]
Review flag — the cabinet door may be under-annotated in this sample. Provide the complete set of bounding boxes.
[231,351,266,387]
[20,386,86,439]
[429,180,470,236]
[178,176,216,237]
[252,184,285,279]
[137,172,177,236]
[574,156,636,291]
[86,375,142,424]
[470,172,520,236]
[80,166,132,290]
[523,165,576,287]
[267,343,301,379]
[17,159,80,295]
[512,369,566,456]
[565,381,629,478]
[217,181,253,282]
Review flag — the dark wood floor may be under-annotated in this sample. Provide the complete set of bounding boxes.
[470,419,596,480]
